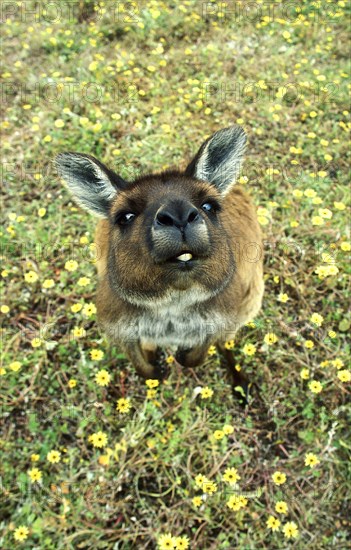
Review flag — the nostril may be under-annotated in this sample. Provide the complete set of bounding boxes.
[156,211,175,226]
[155,204,200,229]
[187,208,199,224]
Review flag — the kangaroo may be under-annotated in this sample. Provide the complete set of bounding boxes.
[55,126,264,401]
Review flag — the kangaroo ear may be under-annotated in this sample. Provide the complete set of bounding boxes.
[55,153,127,218]
[185,126,247,194]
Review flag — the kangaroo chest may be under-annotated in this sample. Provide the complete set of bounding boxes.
[108,288,232,349]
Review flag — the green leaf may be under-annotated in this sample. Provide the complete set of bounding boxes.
[338,319,350,332]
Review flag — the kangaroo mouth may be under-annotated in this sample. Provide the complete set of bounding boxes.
[174,252,193,262]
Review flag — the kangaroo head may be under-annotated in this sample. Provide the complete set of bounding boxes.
[55,126,247,303]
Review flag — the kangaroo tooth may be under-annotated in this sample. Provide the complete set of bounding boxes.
[176,253,193,262]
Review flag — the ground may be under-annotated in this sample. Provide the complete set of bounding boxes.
[1,1,350,549]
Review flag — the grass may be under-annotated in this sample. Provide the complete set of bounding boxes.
[1,1,350,548]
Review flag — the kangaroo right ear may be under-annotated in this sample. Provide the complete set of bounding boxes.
[55,153,127,218]
[185,126,247,195]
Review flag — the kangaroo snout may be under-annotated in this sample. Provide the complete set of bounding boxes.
[155,201,200,230]
[152,199,209,264]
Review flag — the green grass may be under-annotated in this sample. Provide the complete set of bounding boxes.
[1,1,350,548]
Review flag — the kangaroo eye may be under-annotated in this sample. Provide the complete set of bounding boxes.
[201,202,214,212]
[115,212,136,226]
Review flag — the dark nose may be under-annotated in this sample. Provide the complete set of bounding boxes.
[155,203,199,229]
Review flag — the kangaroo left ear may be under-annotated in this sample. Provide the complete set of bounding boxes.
[185,126,247,194]
[55,152,127,218]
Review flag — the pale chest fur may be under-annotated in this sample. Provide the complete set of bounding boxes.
[103,287,240,350]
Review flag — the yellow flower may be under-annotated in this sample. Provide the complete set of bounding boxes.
[116,397,131,413]
[312,196,322,204]
[223,424,234,435]
[24,270,39,283]
[309,380,323,394]
[90,431,108,448]
[72,326,86,338]
[192,496,202,507]
[305,452,320,468]
[338,370,351,382]
[89,59,100,71]
[1,304,10,313]
[9,361,22,372]
[242,343,256,356]
[213,430,225,440]
[65,260,78,271]
[283,521,299,539]
[98,454,110,466]
[304,188,317,198]
[54,119,65,128]
[147,389,157,399]
[272,471,286,485]
[14,526,29,542]
[200,386,213,399]
[195,474,208,488]
[82,302,97,317]
[71,303,83,313]
[68,379,77,388]
[278,293,289,303]
[331,358,344,369]
[310,313,324,327]
[78,277,91,287]
[315,265,339,279]
[80,235,89,245]
[304,340,314,349]
[318,208,332,219]
[223,467,241,484]
[266,515,281,531]
[31,454,40,462]
[225,340,235,350]
[312,215,324,226]
[292,189,303,198]
[31,338,42,348]
[42,279,55,289]
[300,368,310,380]
[95,369,111,386]
[258,215,269,226]
[340,241,350,251]
[166,355,174,364]
[0,367,6,375]
[146,379,159,389]
[158,533,177,550]
[202,480,217,495]
[47,450,61,463]
[275,501,288,514]
[207,345,217,355]
[175,536,189,550]
[264,333,278,345]
[38,207,46,217]
[90,349,104,361]
[28,467,42,482]
[227,494,248,511]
